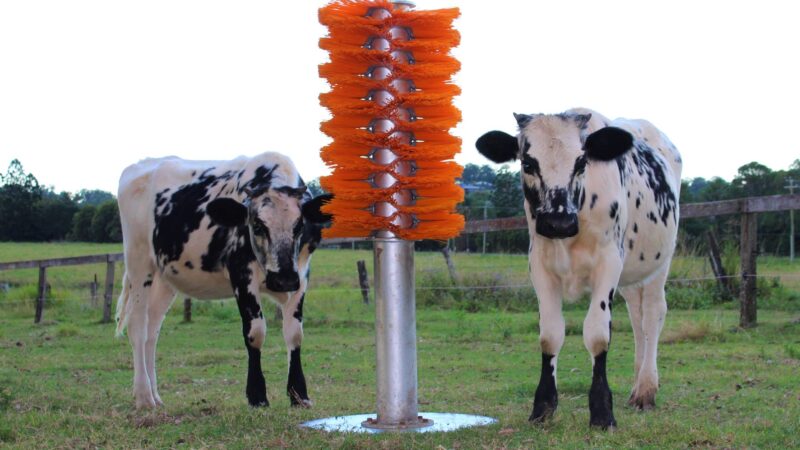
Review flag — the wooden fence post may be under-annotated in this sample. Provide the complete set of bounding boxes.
[90,274,99,307]
[740,213,758,328]
[357,260,370,305]
[35,266,47,324]
[707,230,730,298]
[183,298,192,322]
[441,246,458,284]
[101,258,116,324]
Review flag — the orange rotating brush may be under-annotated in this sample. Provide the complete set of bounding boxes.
[318,0,463,240]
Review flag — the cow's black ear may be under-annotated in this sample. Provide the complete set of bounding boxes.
[302,194,333,224]
[583,127,634,161]
[476,131,519,163]
[207,198,248,227]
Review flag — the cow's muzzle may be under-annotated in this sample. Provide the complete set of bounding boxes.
[536,212,578,239]
[266,270,300,292]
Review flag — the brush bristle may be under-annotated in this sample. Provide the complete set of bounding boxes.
[318,1,463,240]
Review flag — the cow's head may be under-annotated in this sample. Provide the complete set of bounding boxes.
[476,112,633,239]
[206,186,332,292]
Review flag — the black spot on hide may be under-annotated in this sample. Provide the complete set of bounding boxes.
[523,183,541,219]
[293,294,305,322]
[152,169,234,267]
[630,142,678,226]
[609,201,619,219]
[590,194,598,209]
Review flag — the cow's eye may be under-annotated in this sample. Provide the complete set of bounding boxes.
[252,221,269,239]
[521,156,539,175]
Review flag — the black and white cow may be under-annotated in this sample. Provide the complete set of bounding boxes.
[115,152,332,409]
[476,108,681,428]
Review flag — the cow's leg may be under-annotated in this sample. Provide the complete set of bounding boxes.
[631,264,669,410]
[231,267,269,407]
[619,284,646,406]
[583,254,622,429]
[144,274,176,406]
[124,270,157,409]
[529,260,565,423]
[281,291,312,407]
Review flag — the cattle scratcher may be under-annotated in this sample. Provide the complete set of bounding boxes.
[302,0,495,433]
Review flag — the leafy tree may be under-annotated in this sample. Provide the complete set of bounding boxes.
[35,190,78,241]
[460,163,496,185]
[74,189,115,207]
[460,164,480,184]
[478,165,496,184]
[90,201,122,243]
[71,205,96,241]
[732,162,777,197]
[0,159,43,241]
[491,165,524,218]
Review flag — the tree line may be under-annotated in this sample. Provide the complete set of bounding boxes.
[0,160,120,242]
[2,158,798,254]
[456,159,800,254]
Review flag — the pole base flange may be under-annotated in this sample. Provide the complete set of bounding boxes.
[361,415,433,430]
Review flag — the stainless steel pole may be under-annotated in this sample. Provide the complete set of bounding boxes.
[361,1,430,430]
[368,238,424,428]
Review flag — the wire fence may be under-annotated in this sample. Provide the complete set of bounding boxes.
[2,269,798,305]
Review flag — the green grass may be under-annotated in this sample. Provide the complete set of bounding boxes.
[1,300,799,448]
[1,243,800,447]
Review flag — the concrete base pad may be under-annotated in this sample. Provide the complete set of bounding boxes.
[301,412,497,433]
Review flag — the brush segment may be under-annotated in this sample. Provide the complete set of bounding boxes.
[318,0,464,240]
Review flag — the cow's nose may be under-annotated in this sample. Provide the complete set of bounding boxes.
[266,270,300,292]
[536,212,579,239]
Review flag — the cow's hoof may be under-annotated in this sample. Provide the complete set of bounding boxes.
[247,393,270,408]
[589,413,617,430]
[529,401,557,423]
[628,384,656,410]
[152,392,164,407]
[631,393,656,411]
[134,392,157,409]
[291,398,313,408]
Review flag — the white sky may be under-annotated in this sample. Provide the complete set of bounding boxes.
[1,1,798,195]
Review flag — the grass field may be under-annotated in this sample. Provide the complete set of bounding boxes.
[1,243,800,448]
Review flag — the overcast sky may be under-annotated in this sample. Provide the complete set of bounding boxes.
[1,1,798,195]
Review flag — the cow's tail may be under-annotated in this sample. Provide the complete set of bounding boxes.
[114,272,131,337]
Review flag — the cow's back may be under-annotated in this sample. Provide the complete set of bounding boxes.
[611,118,682,286]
